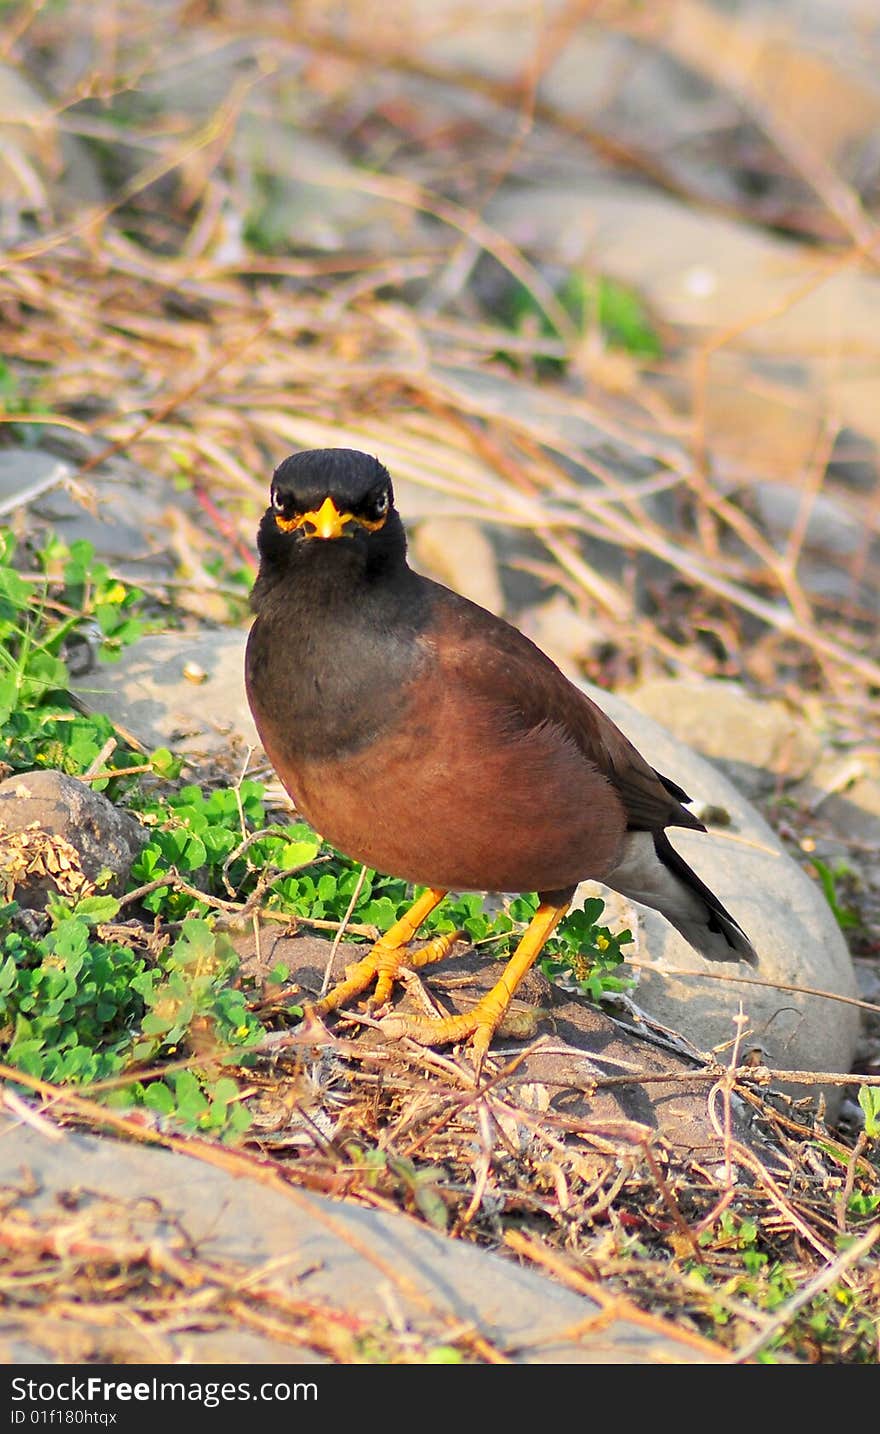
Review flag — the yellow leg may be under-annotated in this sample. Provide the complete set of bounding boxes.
[380,898,570,1066]
[309,886,450,1017]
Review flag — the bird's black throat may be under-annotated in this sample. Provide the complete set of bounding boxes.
[246,512,431,762]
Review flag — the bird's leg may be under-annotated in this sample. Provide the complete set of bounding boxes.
[309,886,451,1017]
[380,898,570,1067]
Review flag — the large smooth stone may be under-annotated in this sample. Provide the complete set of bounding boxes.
[581,684,860,1089]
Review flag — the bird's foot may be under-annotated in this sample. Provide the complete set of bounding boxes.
[379,996,506,1071]
[310,927,463,1018]
[304,886,454,1020]
[308,893,570,1077]
[378,898,570,1071]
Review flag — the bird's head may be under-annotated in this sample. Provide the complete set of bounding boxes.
[255,448,405,580]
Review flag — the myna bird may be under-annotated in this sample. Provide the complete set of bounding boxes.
[245,448,757,1064]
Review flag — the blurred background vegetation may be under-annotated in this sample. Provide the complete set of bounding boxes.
[1,0,879,753]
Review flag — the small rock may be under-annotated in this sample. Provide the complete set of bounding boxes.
[0,62,103,237]
[751,482,862,559]
[518,593,606,678]
[0,770,145,909]
[854,962,880,1005]
[792,758,880,847]
[235,125,427,254]
[411,516,505,615]
[624,678,822,796]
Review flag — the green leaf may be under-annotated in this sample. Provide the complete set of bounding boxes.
[0,674,20,723]
[22,650,68,695]
[212,1076,241,1103]
[173,1069,209,1120]
[316,872,337,902]
[7,1037,45,1077]
[359,896,403,928]
[132,845,160,878]
[226,1103,253,1135]
[508,894,539,922]
[858,1085,880,1139]
[413,1181,449,1232]
[149,747,183,779]
[0,954,17,995]
[143,1081,176,1114]
[73,895,121,925]
[179,833,207,871]
[141,1012,173,1035]
[171,918,216,966]
[813,858,859,930]
[0,565,30,613]
[50,919,90,961]
[847,1191,880,1218]
[276,839,321,869]
[59,1045,97,1080]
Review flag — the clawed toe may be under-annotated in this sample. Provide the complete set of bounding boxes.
[309,897,567,1074]
[306,886,451,1020]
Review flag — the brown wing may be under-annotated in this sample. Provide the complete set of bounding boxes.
[426,584,703,837]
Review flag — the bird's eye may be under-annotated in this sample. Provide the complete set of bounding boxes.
[372,489,389,519]
[271,489,285,511]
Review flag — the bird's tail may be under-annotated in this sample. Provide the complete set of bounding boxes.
[608,829,757,964]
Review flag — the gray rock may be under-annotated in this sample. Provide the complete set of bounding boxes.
[792,756,880,846]
[748,483,878,611]
[0,62,103,242]
[74,629,260,756]
[0,450,71,519]
[0,441,202,591]
[0,1116,723,1364]
[0,769,145,907]
[819,777,880,848]
[29,439,195,588]
[518,593,617,679]
[236,125,430,255]
[751,482,865,561]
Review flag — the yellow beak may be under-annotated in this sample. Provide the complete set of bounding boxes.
[302,496,350,540]
[276,495,352,540]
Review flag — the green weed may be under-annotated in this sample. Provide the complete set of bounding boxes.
[0,531,147,786]
[811,857,860,931]
[0,895,260,1138]
[858,1084,880,1140]
[692,1208,879,1362]
[129,778,632,991]
[0,358,50,446]
[495,270,662,373]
